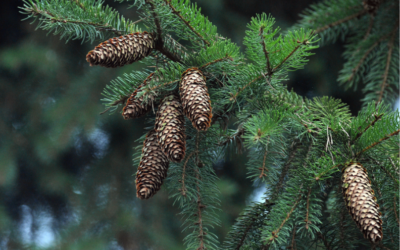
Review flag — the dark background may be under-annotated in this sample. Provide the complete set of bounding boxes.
[0,0,363,249]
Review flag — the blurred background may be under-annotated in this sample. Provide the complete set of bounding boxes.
[0,0,374,249]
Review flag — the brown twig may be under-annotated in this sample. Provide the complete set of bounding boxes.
[265,187,303,245]
[314,10,368,34]
[271,39,309,73]
[394,196,399,226]
[363,14,375,40]
[229,75,263,102]
[352,114,383,143]
[163,0,210,46]
[317,232,333,250]
[259,148,269,179]
[200,57,231,69]
[305,187,311,230]
[289,226,297,250]
[26,5,124,36]
[180,151,198,196]
[259,27,272,76]
[194,132,206,250]
[100,96,129,115]
[272,144,298,200]
[71,0,86,11]
[355,129,400,158]
[377,27,397,103]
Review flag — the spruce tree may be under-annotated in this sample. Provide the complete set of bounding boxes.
[19,0,398,249]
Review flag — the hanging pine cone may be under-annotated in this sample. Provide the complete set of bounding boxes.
[122,73,154,119]
[342,162,383,243]
[155,94,186,162]
[180,68,212,131]
[86,31,155,68]
[136,129,169,199]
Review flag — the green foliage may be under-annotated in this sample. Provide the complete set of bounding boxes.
[18,0,399,249]
[20,0,140,43]
[295,0,399,106]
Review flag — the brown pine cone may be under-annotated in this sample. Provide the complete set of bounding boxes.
[155,94,186,162]
[342,162,383,243]
[86,31,155,68]
[136,129,169,199]
[180,68,212,131]
[363,0,382,14]
[122,73,154,119]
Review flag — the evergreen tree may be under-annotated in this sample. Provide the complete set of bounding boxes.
[18,0,398,249]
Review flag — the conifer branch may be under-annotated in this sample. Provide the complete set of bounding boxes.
[163,0,211,46]
[259,26,272,76]
[230,75,263,102]
[352,114,383,143]
[194,132,206,250]
[305,187,311,230]
[377,27,397,103]
[24,4,124,36]
[347,35,388,82]
[265,187,303,246]
[259,148,269,179]
[363,14,374,40]
[71,0,86,10]
[290,226,297,250]
[100,95,129,115]
[356,129,400,158]
[146,0,163,41]
[394,196,399,226]
[180,151,197,196]
[199,56,232,69]
[314,10,368,34]
[317,232,333,250]
[271,145,298,200]
[272,39,309,73]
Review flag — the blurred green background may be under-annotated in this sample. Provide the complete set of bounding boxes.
[0,0,367,249]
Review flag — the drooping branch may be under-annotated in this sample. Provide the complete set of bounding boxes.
[317,232,333,250]
[377,27,397,103]
[194,132,206,250]
[305,187,311,230]
[180,151,197,196]
[355,129,400,158]
[314,9,368,34]
[163,0,210,47]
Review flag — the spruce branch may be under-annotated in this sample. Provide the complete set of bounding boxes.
[163,0,211,47]
[289,226,297,250]
[180,151,198,196]
[377,26,397,103]
[317,232,333,250]
[264,186,303,247]
[71,0,86,11]
[259,147,269,179]
[259,26,272,76]
[394,196,399,226]
[352,114,383,143]
[271,38,310,73]
[305,187,311,230]
[314,9,368,34]
[356,129,400,158]
[100,95,129,115]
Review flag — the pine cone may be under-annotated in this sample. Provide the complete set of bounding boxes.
[86,31,155,68]
[342,162,383,243]
[180,68,212,131]
[155,94,186,162]
[136,129,169,199]
[122,73,154,119]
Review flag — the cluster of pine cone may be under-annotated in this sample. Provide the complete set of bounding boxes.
[132,68,212,199]
[86,32,212,199]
